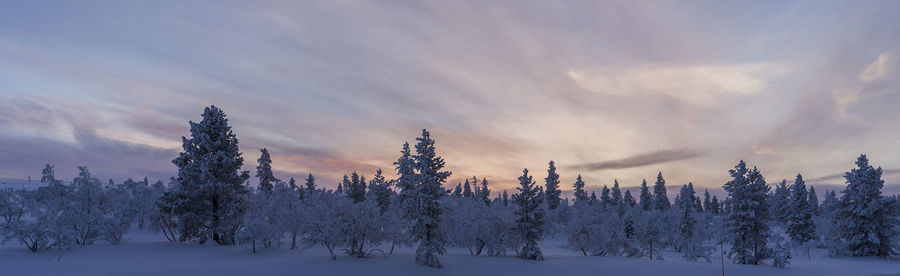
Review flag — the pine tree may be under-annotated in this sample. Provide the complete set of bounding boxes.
[544,161,562,210]
[411,129,451,267]
[771,180,791,224]
[830,154,898,257]
[653,172,670,211]
[395,142,416,215]
[573,175,588,204]
[452,183,463,197]
[639,179,652,211]
[368,169,394,213]
[710,195,720,215]
[786,174,815,258]
[723,160,770,265]
[600,185,610,208]
[703,190,712,213]
[479,177,491,205]
[589,191,598,206]
[807,186,819,216]
[623,190,636,208]
[345,172,367,203]
[513,168,545,260]
[304,173,317,194]
[255,148,278,193]
[167,105,250,245]
[610,180,623,210]
[463,179,473,198]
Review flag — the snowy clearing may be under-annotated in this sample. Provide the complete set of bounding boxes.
[2,231,899,276]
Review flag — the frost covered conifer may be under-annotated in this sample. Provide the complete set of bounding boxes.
[573,175,588,204]
[166,105,250,245]
[255,148,278,193]
[723,161,771,265]
[623,190,636,208]
[410,129,451,267]
[830,154,898,257]
[653,173,670,211]
[478,177,491,206]
[639,179,652,211]
[304,173,316,194]
[513,168,545,260]
[771,180,791,225]
[787,174,815,255]
[544,161,562,210]
[807,186,819,216]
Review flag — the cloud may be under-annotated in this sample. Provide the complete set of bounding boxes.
[860,53,892,82]
[568,63,776,105]
[569,148,705,171]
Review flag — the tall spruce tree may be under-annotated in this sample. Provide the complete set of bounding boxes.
[830,154,898,257]
[513,168,545,260]
[723,160,770,265]
[304,173,316,194]
[544,161,562,210]
[573,175,588,204]
[255,148,278,193]
[411,129,451,267]
[167,105,250,245]
[807,186,819,216]
[479,177,491,205]
[653,172,670,211]
[639,179,652,211]
[786,174,815,259]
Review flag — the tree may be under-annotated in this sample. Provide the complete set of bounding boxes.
[653,173,670,211]
[610,180,623,214]
[166,105,250,245]
[544,161,562,210]
[394,142,416,217]
[807,186,819,216]
[463,179,473,198]
[786,174,815,259]
[723,161,771,265]
[513,168,545,260]
[410,129,451,267]
[573,175,588,204]
[479,178,491,206]
[304,173,317,194]
[255,148,278,193]
[830,154,898,257]
[639,179,652,211]
[345,172,367,203]
[623,190,636,208]
[70,166,106,245]
[771,180,791,225]
[368,169,394,213]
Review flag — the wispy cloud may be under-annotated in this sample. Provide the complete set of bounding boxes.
[570,148,705,171]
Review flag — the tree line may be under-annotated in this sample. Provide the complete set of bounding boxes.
[1,105,897,269]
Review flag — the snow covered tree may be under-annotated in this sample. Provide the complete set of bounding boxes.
[787,174,815,258]
[807,186,819,216]
[770,180,791,225]
[302,190,348,259]
[410,129,451,267]
[829,154,898,257]
[573,175,588,204]
[623,190,636,208]
[345,172,367,204]
[723,160,771,265]
[304,173,317,194]
[513,168,545,260]
[677,184,711,262]
[166,105,251,245]
[600,185,610,208]
[463,179,473,198]
[69,166,106,245]
[255,148,278,193]
[394,142,416,216]
[653,173,670,211]
[610,180,623,215]
[239,187,280,253]
[639,179,652,211]
[367,169,394,213]
[478,177,491,206]
[544,161,562,210]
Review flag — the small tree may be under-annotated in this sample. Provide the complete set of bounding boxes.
[513,168,545,260]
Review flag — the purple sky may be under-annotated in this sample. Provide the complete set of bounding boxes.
[1,1,899,193]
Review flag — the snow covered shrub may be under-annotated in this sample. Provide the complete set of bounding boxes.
[302,190,348,260]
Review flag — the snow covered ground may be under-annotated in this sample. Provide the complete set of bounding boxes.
[2,230,899,276]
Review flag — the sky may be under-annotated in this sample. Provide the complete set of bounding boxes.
[1,1,899,195]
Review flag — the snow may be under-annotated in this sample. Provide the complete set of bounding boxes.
[2,230,900,276]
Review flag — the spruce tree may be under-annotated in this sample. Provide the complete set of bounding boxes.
[610,180,623,209]
[830,154,898,257]
[573,175,588,204]
[807,186,819,216]
[723,160,770,265]
[786,174,815,258]
[255,148,278,193]
[463,179,473,198]
[167,105,250,245]
[544,161,562,210]
[479,177,491,205]
[513,168,545,260]
[411,129,451,267]
[653,172,670,211]
[623,190,636,208]
[452,183,463,197]
[600,185,610,207]
[639,179,652,211]
[304,173,316,193]
[771,180,791,224]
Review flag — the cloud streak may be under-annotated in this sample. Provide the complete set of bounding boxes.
[570,148,706,172]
